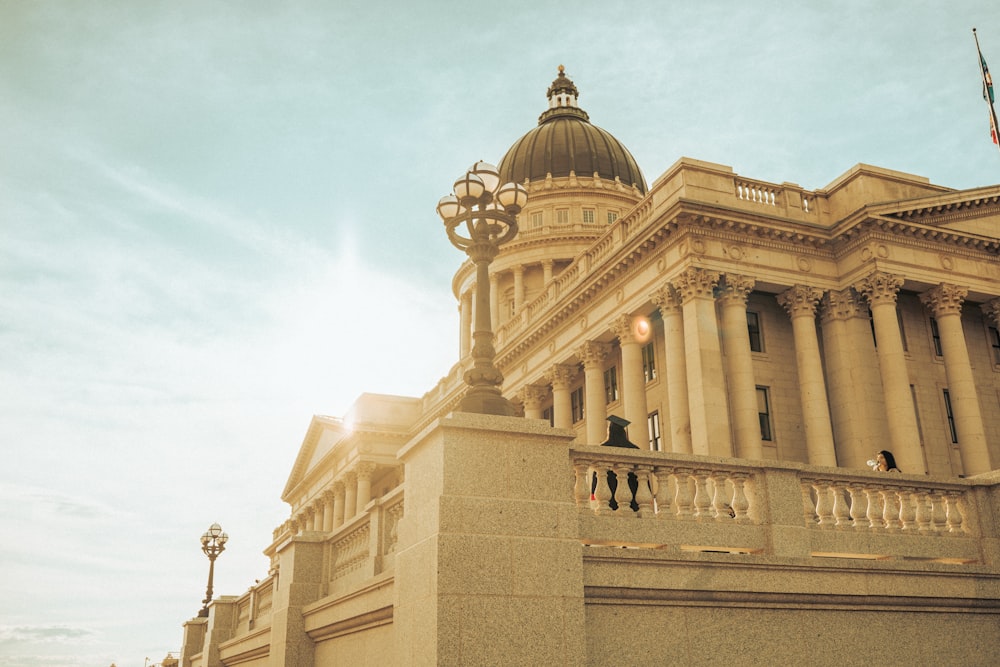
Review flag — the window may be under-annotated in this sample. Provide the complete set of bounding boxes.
[648,411,662,451]
[508,299,516,318]
[607,211,619,224]
[747,311,763,352]
[930,318,942,357]
[603,366,619,403]
[756,386,773,441]
[530,211,543,228]
[989,326,1000,364]
[582,208,595,224]
[943,389,958,443]
[571,387,584,423]
[556,209,569,225]
[642,342,657,383]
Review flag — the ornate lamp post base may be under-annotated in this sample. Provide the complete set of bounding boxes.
[459,386,516,416]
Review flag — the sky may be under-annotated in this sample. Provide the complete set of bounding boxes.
[2,1,999,665]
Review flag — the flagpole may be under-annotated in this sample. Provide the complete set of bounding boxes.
[973,28,1000,156]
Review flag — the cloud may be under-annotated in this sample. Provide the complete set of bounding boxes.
[0,624,96,645]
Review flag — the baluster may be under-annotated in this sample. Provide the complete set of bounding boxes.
[865,487,884,530]
[945,491,966,534]
[592,462,613,515]
[730,473,751,523]
[612,463,634,513]
[674,468,694,518]
[930,491,948,533]
[831,483,851,528]
[899,487,917,531]
[801,479,818,525]
[634,466,654,517]
[813,480,834,528]
[653,467,674,518]
[572,463,591,509]
[880,488,901,531]
[692,470,713,519]
[846,484,868,528]
[710,472,731,520]
[914,489,932,533]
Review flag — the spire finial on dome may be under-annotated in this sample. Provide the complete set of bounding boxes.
[558,64,565,75]
[541,65,587,123]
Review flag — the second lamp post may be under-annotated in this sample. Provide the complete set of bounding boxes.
[437,161,528,416]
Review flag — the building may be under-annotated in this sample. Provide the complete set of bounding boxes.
[178,68,1000,666]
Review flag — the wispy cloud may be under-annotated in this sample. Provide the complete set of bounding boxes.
[0,625,96,645]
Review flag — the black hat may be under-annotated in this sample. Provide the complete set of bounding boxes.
[607,415,630,427]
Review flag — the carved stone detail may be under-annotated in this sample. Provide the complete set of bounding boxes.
[577,341,611,369]
[777,285,825,318]
[672,267,720,303]
[919,283,968,318]
[545,363,578,390]
[853,271,903,306]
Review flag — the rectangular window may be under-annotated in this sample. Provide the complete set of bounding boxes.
[989,326,1000,364]
[930,317,943,357]
[648,411,662,451]
[582,208,595,224]
[607,211,619,224]
[943,389,958,443]
[530,211,543,228]
[556,208,569,225]
[747,311,763,353]
[642,342,657,383]
[756,386,773,441]
[604,366,619,404]
[571,387,584,423]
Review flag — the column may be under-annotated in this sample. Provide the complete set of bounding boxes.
[311,501,324,531]
[546,364,577,429]
[459,290,472,358]
[489,273,500,327]
[519,384,547,420]
[513,265,525,312]
[854,271,924,473]
[820,289,888,468]
[356,461,376,512]
[673,267,732,457]
[322,490,335,532]
[719,274,763,459]
[343,471,358,521]
[542,259,554,285]
[578,341,611,444]
[652,285,691,453]
[777,285,837,466]
[332,479,346,529]
[923,285,991,475]
[610,314,649,440]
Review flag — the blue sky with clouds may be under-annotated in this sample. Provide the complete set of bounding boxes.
[3,1,1000,665]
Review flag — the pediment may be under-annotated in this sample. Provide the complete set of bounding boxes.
[875,187,1000,238]
[281,415,348,502]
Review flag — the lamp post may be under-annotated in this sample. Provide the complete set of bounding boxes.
[197,522,228,618]
[438,161,528,416]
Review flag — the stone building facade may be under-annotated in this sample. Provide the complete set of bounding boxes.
[178,69,1000,666]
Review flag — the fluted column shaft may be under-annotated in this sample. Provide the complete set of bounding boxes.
[519,384,547,420]
[854,271,923,473]
[820,289,888,468]
[343,471,358,521]
[778,285,837,466]
[923,284,991,475]
[652,285,691,453]
[459,290,472,358]
[720,275,762,459]
[546,364,577,430]
[611,315,649,439]
[579,341,611,444]
[674,268,732,457]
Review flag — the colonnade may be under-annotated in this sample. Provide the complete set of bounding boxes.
[511,267,997,476]
[281,461,392,538]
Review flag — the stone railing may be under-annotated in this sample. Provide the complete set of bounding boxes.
[570,447,995,565]
[232,575,275,636]
[322,485,404,597]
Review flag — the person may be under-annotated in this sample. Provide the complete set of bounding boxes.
[872,450,901,473]
[591,415,640,510]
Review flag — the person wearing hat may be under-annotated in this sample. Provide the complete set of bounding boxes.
[592,415,640,511]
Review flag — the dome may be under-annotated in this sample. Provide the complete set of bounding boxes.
[498,66,647,194]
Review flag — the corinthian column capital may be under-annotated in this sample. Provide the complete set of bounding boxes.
[545,363,578,390]
[777,285,825,318]
[518,384,548,409]
[651,284,681,313]
[577,341,611,369]
[981,298,1000,327]
[919,283,968,318]
[718,274,756,306]
[820,288,864,323]
[672,267,720,303]
[853,271,903,306]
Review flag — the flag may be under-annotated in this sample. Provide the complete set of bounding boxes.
[974,29,1000,147]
